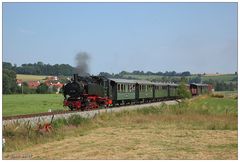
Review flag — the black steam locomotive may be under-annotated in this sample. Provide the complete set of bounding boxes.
[63,74,210,111]
[63,74,112,110]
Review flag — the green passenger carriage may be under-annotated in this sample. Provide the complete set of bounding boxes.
[109,79,137,105]
[168,83,179,98]
[153,83,169,99]
[136,80,154,101]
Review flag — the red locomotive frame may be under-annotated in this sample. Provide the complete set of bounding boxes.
[64,94,112,110]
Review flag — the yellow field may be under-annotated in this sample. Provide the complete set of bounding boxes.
[16,74,47,81]
[3,124,237,160]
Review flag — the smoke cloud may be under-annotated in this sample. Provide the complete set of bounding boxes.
[74,52,90,76]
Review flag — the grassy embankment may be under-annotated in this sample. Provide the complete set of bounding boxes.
[3,93,237,160]
[3,94,65,116]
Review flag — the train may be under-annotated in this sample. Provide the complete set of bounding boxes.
[62,74,212,111]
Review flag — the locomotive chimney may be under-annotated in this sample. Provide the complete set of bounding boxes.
[73,74,78,82]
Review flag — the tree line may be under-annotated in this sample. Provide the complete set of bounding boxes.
[3,62,74,76]
[4,62,192,77]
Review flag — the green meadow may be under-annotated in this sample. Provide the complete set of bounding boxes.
[3,94,65,116]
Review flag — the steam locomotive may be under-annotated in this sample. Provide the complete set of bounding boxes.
[63,74,211,111]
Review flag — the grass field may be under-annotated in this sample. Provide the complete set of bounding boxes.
[3,94,65,116]
[201,74,236,82]
[3,94,237,160]
[16,74,47,81]
[123,74,237,82]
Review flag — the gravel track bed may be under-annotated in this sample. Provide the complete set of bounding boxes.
[3,100,179,126]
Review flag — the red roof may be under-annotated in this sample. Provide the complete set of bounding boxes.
[44,80,63,88]
[28,81,40,89]
[52,83,63,88]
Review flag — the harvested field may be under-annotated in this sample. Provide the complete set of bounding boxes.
[16,74,47,81]
[3,128,237,160]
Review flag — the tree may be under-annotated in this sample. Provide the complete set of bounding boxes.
[3,69,17,94]
[3,73,11,94]
[36,83,49,94]
[3,62,13,70]
[177,81,191,99]
[189,76,201,83]
[181,71,191,76]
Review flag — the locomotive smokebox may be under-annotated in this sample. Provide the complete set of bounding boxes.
[73,74,78,82]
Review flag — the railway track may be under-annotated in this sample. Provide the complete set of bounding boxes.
[3,99,180,125]
[3,110,71,121]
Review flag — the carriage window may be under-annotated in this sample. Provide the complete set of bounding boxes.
[129,84,134,92]
[121,84,124,92]
[133,85,135,91]
[118,84,121,92]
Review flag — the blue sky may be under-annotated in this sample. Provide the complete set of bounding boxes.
[3,3,237,74]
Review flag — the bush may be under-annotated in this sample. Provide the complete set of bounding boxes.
[177,81,191,99]
[36,83,49,94]
[52,118,68,128]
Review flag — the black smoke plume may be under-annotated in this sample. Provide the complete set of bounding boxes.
[74,52,90,76]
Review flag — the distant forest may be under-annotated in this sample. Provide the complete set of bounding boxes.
[3,62,192,77]
[3,62,74,76]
